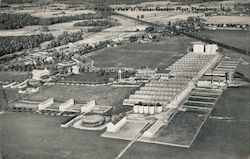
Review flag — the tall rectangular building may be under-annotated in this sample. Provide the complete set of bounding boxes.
[192,41,205,53]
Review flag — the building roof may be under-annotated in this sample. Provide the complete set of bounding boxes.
[156,69,171,74]
[192,41,205,45]
[111,113,126,125]
[82,114,104,124]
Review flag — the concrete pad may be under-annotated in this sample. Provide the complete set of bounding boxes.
[101,120,148,141]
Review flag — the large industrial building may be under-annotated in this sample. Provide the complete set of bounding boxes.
[123,42,221,111]
[114,42,230,141]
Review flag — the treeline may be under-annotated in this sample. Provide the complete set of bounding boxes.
[74,19,118,32]
[0,34,53,56]
[74,19,115,27]
[87,26,111,32]
[0,14,40,29]
[47,31,84,48]
[0,13,106,29]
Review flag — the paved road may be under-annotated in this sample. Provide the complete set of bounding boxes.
[114,122,153,159]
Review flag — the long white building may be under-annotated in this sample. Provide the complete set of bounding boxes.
[123,42,221,111]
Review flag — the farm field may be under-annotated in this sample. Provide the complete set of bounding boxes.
[89,36,195,69]
[0,8,95,18]
[74,15,147,45]
[115,10,204,25]
[26,85,136,109]
[30,10,95,18]
[0,9,105,37]
[0,20,91,37]
[193,30,250,51]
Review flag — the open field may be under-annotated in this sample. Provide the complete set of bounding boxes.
[0,71,31,82]
[0,88,25,109]
[27,85,135,108]
[0,8,95,18]
[116,11,204,25]
[0,113,127,159]
[205,16,250,25]
[0,20,91,37]
[0,9,99,37]
[58,72,117,84]
[193,30,250,51]
[89,36,195,69]
[141,108,210,147]
[193,0,250,8]
[212,87,249,121]
[0,26,42,36]
[74,15,147,45]
[31,10,95,18]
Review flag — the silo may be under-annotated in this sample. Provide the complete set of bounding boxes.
[143,105,149,114]
[138,105,144,114]
[149,105,155,115]
[156,105,163,113]
[133,105,139,113]
[226,72,234,83]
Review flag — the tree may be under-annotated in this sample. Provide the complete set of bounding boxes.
[129,36,138,42]
[156,103,161,106]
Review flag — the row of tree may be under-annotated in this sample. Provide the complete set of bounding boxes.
[47,31,84,49]
[73,19,115,27]
[0,33,53,56]
[0,13,106,29]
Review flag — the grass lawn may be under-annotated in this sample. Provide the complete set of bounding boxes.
[146,109,209,147]
[90,36,195,69]
[0,88,26,110]
[58,72,117,84]
[184,101,213,108]
[156,111,208,146]
[0,112,128,159]
[212,87,250,121]
[0,71,31,82]
[205,16,250,25]
[193,30,250,51]
[27,85,136,109]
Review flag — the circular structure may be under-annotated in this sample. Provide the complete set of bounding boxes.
[81,114,105,127]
